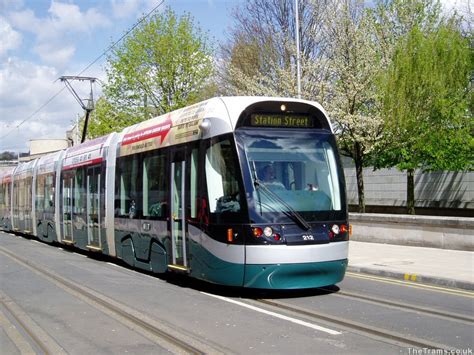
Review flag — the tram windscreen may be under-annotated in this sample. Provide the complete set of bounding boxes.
[236,129,345,222]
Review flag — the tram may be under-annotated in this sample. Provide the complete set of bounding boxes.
[0,97,349,289]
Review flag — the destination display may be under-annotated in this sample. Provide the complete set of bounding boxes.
[250,114,314,128]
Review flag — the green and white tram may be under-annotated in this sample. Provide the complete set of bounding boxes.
[0,97,349,289]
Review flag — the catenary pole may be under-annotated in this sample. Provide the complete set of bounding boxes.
[59,76,97,143]
[295,0,302,99]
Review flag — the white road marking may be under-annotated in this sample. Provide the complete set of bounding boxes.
[201,292,341,335]
[106,262,121,267]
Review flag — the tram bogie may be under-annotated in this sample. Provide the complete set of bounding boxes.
[0,97,349,289]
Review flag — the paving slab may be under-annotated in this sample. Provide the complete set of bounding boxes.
[348,241,474,290]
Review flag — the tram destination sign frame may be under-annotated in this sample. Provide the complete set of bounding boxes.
[250,114,314,128]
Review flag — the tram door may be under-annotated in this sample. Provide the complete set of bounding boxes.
[170,157,188,270]
[62,175,74,242]
[86,166,102,250]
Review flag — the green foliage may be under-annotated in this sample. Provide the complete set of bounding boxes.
[85,98,142,139]
[88,7,215,137]
[218,0,472,214]
[375,20,473,172]
[369,0,443,65]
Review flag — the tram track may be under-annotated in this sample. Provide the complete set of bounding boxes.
[254,298,459,351]
[0,245,226,355]
[321,288,474,324]
[1,235,470,353]
[0,290,65,355]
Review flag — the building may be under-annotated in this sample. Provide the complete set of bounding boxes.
[18,139,69,162]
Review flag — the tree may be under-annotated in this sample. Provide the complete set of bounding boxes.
[219,0,329,99]
[84,98,135,139]
[0,151,17,161]
[375,20,473,214]
[88,7,215,137]
[368,0,444,65]
[221,0,388,213]
[323,0,384,212]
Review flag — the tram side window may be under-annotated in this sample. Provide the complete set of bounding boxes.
[0,183,4,207]
[142,152,168,219]
[13,181,19,213]
[74,169,86,214]
[19,179,26,211]
[189,148,198,219]
[5,184,9,208]
[26,177,33,212]
[45,174,54,212]
[205,138,243,219]
[115,155,142,218]
[36,175,45,213]
[3,183,9,208]
[0,184,3,208]
[0,184,4,208]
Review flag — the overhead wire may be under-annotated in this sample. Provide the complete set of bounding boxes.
[0,0,165,144]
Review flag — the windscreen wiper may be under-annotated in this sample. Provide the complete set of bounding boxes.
[253,177,312,231]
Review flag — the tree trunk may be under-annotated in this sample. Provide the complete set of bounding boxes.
[354,143,365,213]
[406,168,415,215]
[144,93,149,119]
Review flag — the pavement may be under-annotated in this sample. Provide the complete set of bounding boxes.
[348,241,474,291]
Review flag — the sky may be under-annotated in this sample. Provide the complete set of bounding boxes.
[0,0,468,153]
[0,0,241,153]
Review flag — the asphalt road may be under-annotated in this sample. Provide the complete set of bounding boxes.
[0,231,472,354]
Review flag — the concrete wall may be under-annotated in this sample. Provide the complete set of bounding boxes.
[30,139,69,156]
[344,167,473,210]
[350,213,474,251]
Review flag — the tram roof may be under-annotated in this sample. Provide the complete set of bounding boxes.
[62,134,111,171]
[121,96,329,134]
[36,150,63,175]
[117,96,330,157]
[13,159,37,177]
[6,97,331,171]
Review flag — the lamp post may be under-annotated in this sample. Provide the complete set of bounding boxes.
[295,0,302,99]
